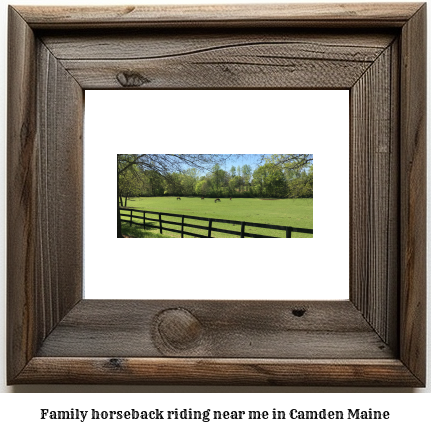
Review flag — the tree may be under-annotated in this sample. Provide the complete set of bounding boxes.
[251,165,267,196]
[211,163,226,195]
[261,154,313,170]
[118,164,142,206]
[181,168,199,196]
[159,172,178,196]
[229,175,244,196]
[117,154,234,237]
[262,154,313,198]
[241,164,252,192]
[195,178,211,196]
[252,163,288,198]
[289,165,313,198]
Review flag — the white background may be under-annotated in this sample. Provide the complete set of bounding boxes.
[84,90,349,300]
[0,0,430,426]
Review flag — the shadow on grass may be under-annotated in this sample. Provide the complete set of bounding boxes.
[121,222,168,238]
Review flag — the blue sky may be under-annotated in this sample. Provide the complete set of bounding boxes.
[176,154,268,177]
[218,154,267,173]
[197,154,312,176]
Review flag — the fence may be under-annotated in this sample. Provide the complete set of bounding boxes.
[120,207,313,238]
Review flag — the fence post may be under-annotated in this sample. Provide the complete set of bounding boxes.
[286,227,292,238]
[143,211,146,230]
[240,222,245,238]
[208,219,212,238]
[130,209,133,226]
[159,213,163,234]
[181,216,185,238]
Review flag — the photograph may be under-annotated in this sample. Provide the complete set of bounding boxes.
[117,154,313,239]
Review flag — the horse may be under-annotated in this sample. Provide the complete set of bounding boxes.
[214,198,221,203]
[176,197,181,200]
[229,197,232,201]
[201,197,205,200]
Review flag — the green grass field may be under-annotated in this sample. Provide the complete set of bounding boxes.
[120,197,313,238]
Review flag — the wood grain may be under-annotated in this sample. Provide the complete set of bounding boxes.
[350,43,399,349]
[35,40,84,337]
[42,31,394,89]
[15,358,423,386]
[399,3,427,385]
[41,31,395,60]
[36,300,393,359]
[16,3,423,29]
[7,6,38,381]
[7,6,84,383]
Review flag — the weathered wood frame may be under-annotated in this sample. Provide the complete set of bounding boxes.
[7,3,426,386]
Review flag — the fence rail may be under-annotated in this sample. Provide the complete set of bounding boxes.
[120,207,313,238]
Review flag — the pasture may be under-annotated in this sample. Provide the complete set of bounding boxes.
[121,197,313,238]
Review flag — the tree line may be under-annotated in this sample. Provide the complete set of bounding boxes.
[118,154,312,205]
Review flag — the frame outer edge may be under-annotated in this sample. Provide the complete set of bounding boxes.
[7,6,38,383]
[399,3,427,385]
[13,357,423,387]
[10,3,425,28]
[6,3,427,386]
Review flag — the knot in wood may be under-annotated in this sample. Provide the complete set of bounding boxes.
[154,308,203,351]
[292,308,306,317]
[116,71,150,87]
[108,358,123,369]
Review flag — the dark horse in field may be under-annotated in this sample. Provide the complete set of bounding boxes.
[214,198,221,203]
[176,197,181,200]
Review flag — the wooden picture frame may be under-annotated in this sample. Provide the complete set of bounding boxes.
[7,3,426,386]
